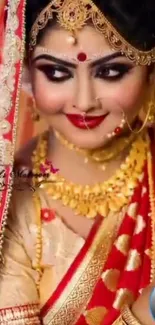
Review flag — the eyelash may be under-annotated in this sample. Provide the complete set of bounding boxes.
[37,65,72,82]
[36,63,132,83]
[95,63,133,81]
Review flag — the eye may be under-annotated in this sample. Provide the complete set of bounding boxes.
[52,70,66,78]
[36,64,72,82]
[100,68,119,77]
[95,63,133,81]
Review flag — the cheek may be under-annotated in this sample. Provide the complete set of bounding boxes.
[96,72,147,114]
[31,71,71,114]
[110,74,147,113]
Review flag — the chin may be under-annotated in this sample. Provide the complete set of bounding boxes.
[51,117,111,150]
[60,129,109,150]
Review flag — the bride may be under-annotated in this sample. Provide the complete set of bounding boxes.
[1,0,155,324]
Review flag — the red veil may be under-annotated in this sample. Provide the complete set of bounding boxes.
[0,0,25,261]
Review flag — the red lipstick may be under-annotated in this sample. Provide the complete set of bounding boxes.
[65,114,108,129]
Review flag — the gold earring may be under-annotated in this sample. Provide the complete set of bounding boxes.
[124,85,155,134]
[124,103,151,135]
[31,110,40,122]
[148,101,155,123]
[27,97,40,122]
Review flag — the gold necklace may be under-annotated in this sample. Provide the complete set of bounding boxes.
[32,132,148,219]
[54,129,136,169]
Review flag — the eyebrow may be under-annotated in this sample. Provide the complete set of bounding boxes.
[90,52,125,67]
[32,51,125,68]
[32,54,77,68]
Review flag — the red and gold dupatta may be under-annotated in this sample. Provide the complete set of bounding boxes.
[0,0,25,261]
[0,3,40,323]
[41,136,155,325]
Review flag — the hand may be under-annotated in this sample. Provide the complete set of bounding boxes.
[131,284,155,325]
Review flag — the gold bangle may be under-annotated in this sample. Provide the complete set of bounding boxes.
[122,305,142,325]
[112,314,127,324]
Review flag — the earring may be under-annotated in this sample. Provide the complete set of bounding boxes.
[147,85,155,124]
[27,97,40,122]
[148,102,155,124]
[107,114,126,139]
[125,84,155,134]
[31,110,40,122]
[124,100,152,135]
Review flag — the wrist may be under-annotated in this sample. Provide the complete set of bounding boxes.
[122,305,142,325]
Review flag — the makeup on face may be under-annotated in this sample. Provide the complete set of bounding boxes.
[65,113,109,129]
[32,50,134,84]
[33,46,124,63]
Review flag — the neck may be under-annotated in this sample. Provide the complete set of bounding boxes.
[47,131,131,185]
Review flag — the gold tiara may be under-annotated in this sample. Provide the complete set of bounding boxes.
[29,0,155,66]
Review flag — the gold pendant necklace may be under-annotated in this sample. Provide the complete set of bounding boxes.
[32,131,148,219]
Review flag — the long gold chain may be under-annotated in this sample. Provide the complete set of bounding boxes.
[32,132,148,219]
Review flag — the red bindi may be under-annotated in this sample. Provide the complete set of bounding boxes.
[77,52,87,62]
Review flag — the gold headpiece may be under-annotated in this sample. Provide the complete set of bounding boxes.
[30,0,155,66]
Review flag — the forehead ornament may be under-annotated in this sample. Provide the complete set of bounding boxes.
[67,35,77,45]
[29,0,155,66]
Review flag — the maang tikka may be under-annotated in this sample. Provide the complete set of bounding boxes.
[29,0,155,66]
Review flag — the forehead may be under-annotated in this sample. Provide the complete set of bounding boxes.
[38,25,115,56]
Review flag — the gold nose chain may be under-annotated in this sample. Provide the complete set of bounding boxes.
[32,130,148,219]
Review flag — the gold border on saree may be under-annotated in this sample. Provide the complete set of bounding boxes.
[43,210,125,325]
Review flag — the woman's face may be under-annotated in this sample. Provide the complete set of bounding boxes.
[30,25,149,149]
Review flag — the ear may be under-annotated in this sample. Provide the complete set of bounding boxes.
[22,64,33,96]
[139,68,155,128]
[148,64,155,85]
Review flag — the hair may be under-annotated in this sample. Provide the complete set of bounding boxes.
[26,0,155,51]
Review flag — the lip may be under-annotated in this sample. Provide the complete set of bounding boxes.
[65,113,108,129]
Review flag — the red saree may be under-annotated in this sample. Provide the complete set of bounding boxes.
[40,135,155,325]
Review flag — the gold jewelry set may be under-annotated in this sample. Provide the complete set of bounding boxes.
[32,131,148,219]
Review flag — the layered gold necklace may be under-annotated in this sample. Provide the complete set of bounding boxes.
[32,131,148,219]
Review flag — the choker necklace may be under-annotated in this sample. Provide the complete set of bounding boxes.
[53,129,137,170]
[32,131,148,219]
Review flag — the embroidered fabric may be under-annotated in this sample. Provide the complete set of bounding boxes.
[0,304,40,324]
[0,0,25,264]
[0,189,84,309]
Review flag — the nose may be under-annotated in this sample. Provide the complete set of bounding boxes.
[73,78,97,113]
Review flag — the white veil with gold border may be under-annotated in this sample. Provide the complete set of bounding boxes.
[0,0,25,260]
